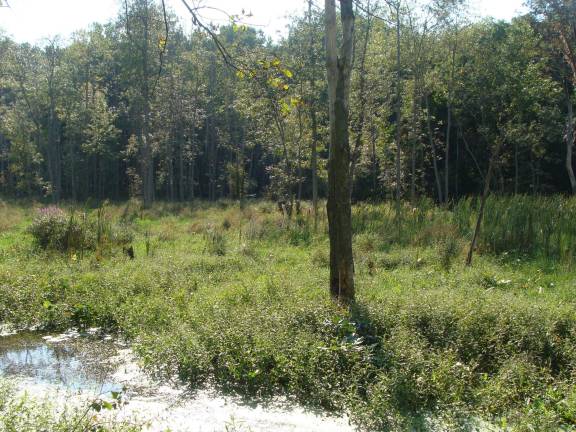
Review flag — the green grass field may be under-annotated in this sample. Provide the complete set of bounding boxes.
[0,198,575,431]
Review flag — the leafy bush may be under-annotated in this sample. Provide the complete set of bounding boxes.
[28,206,134,254]
[28,207,94,252]
[438,235,462,271]
[204,227,227,256]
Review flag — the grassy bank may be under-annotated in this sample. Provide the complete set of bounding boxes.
[0,197,575,431]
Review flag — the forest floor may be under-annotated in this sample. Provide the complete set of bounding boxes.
[0,199,575,431]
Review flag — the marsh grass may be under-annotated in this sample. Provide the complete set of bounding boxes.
[1,197,576,431]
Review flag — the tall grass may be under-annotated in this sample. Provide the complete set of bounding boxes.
[454,195,576,262]
[350,195,576,264]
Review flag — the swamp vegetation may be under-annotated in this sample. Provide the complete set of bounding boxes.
[0,198,575,431]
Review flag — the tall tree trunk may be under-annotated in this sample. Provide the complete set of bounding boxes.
[325,0,355,303]
[46,44,61,202]
[350,1,372,189]
[410,87,420,204]
[308,0,319,229]
[444,42,456,204]
[426,94,443,203]
[310,107,319,229]
[514,140,519,194]
[371,126,378,196]
[141,0,154,208]
[296,106,304,213]
[566,88,576,194]
[394,2,402,213]
[178,133,185,202]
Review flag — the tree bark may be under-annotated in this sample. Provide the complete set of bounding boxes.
[444,41,456,204]
[325,0,355,303]
[394,2,402,213]
[141,0,154,208]
[350,1,372,188]
[308,0,319,229]
[566,88,576,194]
[426,94,443,203]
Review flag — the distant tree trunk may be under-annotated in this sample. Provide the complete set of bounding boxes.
[46,44,62,202]
[566,88,576,194]
[207,57,218,201]
[296,106,304,213]
[514,139,519,194]
[426,94,443,203]
[394,1,402,213]
[325,0,355,303]
[310,106,319,228]
[466,138,503,266]
[189,156,195,200]
[444,42,456,204]
[308,0,319,229]
[455,126,460,199]
[178,134,185,202]
[371,126,378,196]
[350,1,372,189]
[141,0,154,208]
[410,87,420,204]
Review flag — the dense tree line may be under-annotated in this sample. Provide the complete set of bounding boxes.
[0,0,574,206]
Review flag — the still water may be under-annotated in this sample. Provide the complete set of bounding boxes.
[0,330,353,432]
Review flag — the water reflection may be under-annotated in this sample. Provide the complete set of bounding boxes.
[0,332,354,431]
[0,331,121,394]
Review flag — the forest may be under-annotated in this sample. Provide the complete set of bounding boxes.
[0,0,574,205]
[0,0,576,431]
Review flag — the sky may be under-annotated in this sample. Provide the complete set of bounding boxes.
[0,0,528,45]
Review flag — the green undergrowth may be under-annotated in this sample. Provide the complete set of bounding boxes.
[0,380,140,432]
[0,198,575,431]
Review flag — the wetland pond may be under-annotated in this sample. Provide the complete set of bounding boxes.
[0,330,353,432]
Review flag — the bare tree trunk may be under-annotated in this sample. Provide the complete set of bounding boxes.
[178,134,185,201]
[46,43,62,202]
[308,0,319,229]
[466,139,503,266]
[394,2,402,213]
[371,126,377,196]
[350,1,372,188]
[444,42,456,204]
[325,0,355,303]
[296,106,304,213]
[141,0,154,208]
[410,86,420,204]
[566,88,576,194]
[311,107,319,229]
[426,94,443,203]
[514,140,519,194]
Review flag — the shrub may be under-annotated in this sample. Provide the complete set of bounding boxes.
[204,227,227,256]
[28,207,94,252]
[28,206,134,254]
[438,235,462,271]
